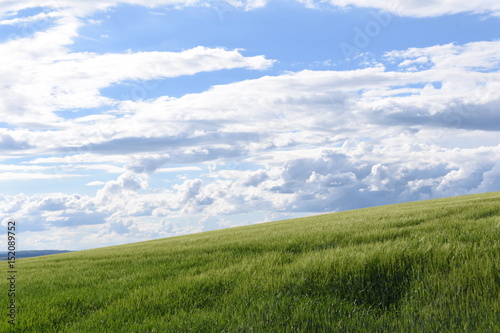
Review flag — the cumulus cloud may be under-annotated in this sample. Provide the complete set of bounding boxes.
[4,141,499,248]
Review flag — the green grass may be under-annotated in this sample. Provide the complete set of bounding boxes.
[3,192,500,332]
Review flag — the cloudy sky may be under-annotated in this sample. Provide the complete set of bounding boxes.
[0,0,499,251]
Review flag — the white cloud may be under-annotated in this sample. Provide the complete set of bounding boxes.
[0,0,268,24]
[3,40,499,157]
[86,181,106,186]
[0,10,63,25]
[1,42,274,126]
[386,42,500,72]
[0,2,274,128]
[6,39,500,161]
[306,0,500,17]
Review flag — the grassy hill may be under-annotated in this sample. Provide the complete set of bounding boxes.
[3,192,500,332]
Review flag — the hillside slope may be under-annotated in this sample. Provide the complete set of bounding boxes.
[4,192,500,332]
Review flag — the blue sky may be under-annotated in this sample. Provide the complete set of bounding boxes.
[0,0,499,250]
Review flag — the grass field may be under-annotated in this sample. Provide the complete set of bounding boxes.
[3,192,500,332]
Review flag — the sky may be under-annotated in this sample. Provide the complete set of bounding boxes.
[0,0,499,251]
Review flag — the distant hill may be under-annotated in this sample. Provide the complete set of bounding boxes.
[0,250,72,260]
[3,192,499,332]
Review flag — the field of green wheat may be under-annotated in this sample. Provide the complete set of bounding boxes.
[3,192,500,332]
